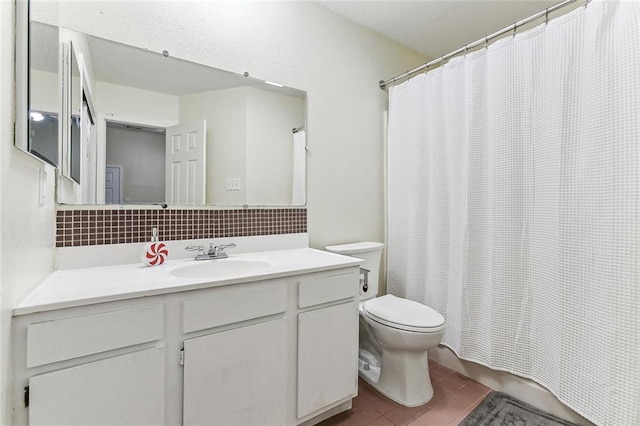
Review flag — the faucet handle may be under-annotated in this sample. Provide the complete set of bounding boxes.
[185,244,204,256]
[211,242,236,258]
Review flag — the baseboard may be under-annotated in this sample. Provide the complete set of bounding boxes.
[429,345,595,426]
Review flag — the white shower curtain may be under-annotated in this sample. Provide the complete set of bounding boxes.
[387,1,639,425]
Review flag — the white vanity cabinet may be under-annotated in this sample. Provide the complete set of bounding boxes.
[13,259,360,426]
[297,271,359,419]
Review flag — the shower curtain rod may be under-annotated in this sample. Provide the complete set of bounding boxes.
[379,0,585,90]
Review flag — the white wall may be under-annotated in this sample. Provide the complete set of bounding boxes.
[38,0,425,249]
[1,2,57,424]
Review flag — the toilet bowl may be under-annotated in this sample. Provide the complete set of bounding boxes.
[359,294,444,406]
[326,242,445,407]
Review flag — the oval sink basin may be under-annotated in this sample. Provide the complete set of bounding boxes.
[170,258,272,279]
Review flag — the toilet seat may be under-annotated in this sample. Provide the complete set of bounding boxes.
[363,294,445,333]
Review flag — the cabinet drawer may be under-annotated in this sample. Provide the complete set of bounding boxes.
[27,305,164,368]
[298,271,358,308]
[183,282,287,333]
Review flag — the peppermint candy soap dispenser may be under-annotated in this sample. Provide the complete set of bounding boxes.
[141,227,168,266]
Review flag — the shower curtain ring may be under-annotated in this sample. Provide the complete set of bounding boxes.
[484,37,489,49]
[545,9,549,24]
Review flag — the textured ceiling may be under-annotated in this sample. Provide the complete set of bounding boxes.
[32,2,566,94]
[315,0,559,59]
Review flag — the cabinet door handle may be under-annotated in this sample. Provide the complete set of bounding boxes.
[24,386,29,407]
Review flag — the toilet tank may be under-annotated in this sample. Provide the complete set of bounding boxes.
[325,242,384,301]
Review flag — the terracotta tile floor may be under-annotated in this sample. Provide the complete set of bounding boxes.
[319,359,492,426]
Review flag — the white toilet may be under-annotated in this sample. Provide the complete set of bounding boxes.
[326,242,445,407]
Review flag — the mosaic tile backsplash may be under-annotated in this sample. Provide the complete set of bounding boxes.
[56,208,307,248]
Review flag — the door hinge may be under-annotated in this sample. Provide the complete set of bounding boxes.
[24,386,29,407]
[179,348,184,366]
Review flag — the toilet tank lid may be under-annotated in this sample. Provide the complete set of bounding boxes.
[325,241,384,254]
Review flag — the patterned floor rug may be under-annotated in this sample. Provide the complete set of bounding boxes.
[459,391,577,426]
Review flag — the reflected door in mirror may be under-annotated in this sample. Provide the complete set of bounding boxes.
[105,165,123,204]
[165,120,207,205]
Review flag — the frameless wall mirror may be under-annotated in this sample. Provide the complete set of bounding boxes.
[15,9,61,167]
[22,1,307,207]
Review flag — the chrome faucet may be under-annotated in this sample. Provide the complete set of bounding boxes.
[185,242,236,260]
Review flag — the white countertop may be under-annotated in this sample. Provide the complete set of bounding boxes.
[14,248,362,316]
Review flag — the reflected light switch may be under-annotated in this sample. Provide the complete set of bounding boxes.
[226,178,241,191]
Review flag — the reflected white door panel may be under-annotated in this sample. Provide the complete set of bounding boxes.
[165,119,206,205]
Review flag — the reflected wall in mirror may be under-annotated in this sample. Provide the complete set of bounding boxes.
[28,20,307,207]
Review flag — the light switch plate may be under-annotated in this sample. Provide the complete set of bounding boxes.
[38,168,47,206]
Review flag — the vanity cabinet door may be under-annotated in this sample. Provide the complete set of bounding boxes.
[297,301,358,419]
[28,346,165,426]
[182,318,287,426]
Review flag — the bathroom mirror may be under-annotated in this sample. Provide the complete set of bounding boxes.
[23,18,307,206]
[16,8,61,167]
